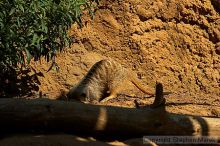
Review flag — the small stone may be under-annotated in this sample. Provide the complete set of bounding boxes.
[215,47,220,55]
[215,42,220,55]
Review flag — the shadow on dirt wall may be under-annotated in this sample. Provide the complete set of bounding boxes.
[211,0,220,14]
[0,67,43,98]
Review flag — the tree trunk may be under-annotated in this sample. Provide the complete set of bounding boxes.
[0,98,219,137]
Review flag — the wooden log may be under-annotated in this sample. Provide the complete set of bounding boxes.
[0,98,219,138]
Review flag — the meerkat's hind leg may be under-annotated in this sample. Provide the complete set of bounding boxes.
[100,87,121,103]
[100,75,126,103]
[100,93,117,103]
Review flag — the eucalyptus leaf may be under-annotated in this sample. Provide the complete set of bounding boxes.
[25,48,31,64]
[19,5,24,12]
[9,8,16,16]
[32,33,38,46]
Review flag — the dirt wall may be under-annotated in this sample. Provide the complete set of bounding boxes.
[31,0,219,99]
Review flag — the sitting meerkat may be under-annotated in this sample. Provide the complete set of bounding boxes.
[67,59,167,107]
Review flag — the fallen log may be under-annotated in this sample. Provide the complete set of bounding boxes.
[0,98,219,137]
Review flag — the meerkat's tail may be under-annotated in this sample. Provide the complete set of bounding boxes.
[129,73,155,95]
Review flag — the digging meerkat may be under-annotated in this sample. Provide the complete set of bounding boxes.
[67,59,169,107]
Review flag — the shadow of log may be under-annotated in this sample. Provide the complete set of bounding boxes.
[0,134,113,146]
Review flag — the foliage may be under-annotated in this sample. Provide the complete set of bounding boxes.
[0,0,98,72]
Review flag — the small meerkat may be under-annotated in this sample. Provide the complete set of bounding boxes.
[67,59,166,107]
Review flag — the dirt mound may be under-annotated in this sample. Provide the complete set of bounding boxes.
[31,0,220,116]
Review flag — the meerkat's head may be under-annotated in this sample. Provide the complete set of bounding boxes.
[67,85,90,103]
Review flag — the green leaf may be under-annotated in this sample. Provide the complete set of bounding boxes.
[25,48,31,64]
[16,17,20,27]
[32,33,38,45]
[19,5,24,12]
[42,25,48,33]
[9,8,16,16]
[0,22,4,29]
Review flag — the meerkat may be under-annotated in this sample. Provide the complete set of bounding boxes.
[67,59,167,107]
